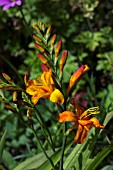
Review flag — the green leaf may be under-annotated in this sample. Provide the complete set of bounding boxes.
[0,129,7,160]
[63,128,96,170]
[13,150,53,170]
[86,143,113,170]
[101,165,113,170]
[103,110,113,127]
[13,140,73,170]
[2,150,17,169]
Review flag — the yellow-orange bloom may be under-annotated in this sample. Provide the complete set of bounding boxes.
[25,69,64,105]
[66,65,89,96]
[59,98,104,144]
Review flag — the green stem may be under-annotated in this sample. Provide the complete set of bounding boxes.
[31,123,56,170]
[34,110,55,153]
[34,106,55,152]
[60,101,67,170]
[1,55,23,83]
[19,7,33,39]
[60,122,67,170]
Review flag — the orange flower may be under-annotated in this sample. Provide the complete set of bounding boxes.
[66,65,89,96]
[25,69,64,105]
[59,98,104,144]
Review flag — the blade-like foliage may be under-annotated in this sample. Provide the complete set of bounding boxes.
[13,140,73,170]
[0,129,7,160]
[86,142,113,170]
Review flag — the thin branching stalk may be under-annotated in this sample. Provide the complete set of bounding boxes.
[60,122,67,170]
[34,106,55,152]
[1,55,23,83]
[19,7,33,39]
[34,110,55,153]
[60,101,67,170]
[31,123,56,170]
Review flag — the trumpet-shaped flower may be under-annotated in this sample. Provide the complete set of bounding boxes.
[0,0,22,10]
[66,65,89,96]
[25,69,64,105]
[59,98,104,144]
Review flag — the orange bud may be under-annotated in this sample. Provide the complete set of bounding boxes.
[33,34,43,43]
[2,73,14,83]
[55,40,62,58]
[32,24,40,33]
[0,85,4,89]
[5,104,17,113]
[50,34,57,48]
[24,74,28,86]
[41,23,45,31]
[66,65,89,96]
[27,108,32,119]
[60,50,68,73]
[46,26,52,39]
[13,91,17,101]
[41,64,49,72]
[37,53,48,64]
[35,43,45,53]
[6,87,19,91]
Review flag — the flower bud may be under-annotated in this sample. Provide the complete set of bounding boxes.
[5,104,17,113]
[46,26,52,39]
[2,73,14,83]
[37,53,48,64]
[50,34,57,49]
[66,65,89,96]
[55,40,62,58]
[35,43,45,53]
[33,34,43,43]
[27,108,32,119]
[41,64,49,72]
[13,91,17,101]
[32,24,40,33]
[24,75,29,86]
[41,23,45,31]
[60,50,68,73]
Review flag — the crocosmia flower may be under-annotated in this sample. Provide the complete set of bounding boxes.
[59,98,104,144]
[0,0,22,11]
[25,69,64,105]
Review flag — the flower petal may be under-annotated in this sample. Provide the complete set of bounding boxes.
[74,124,88,144]
[0,0,9,5]
[2,3,11,10]
[71,99,85,117]
[59,111,78,122]
[50,89,64,104]
[15,0,22,6]
[90,117,104,129]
